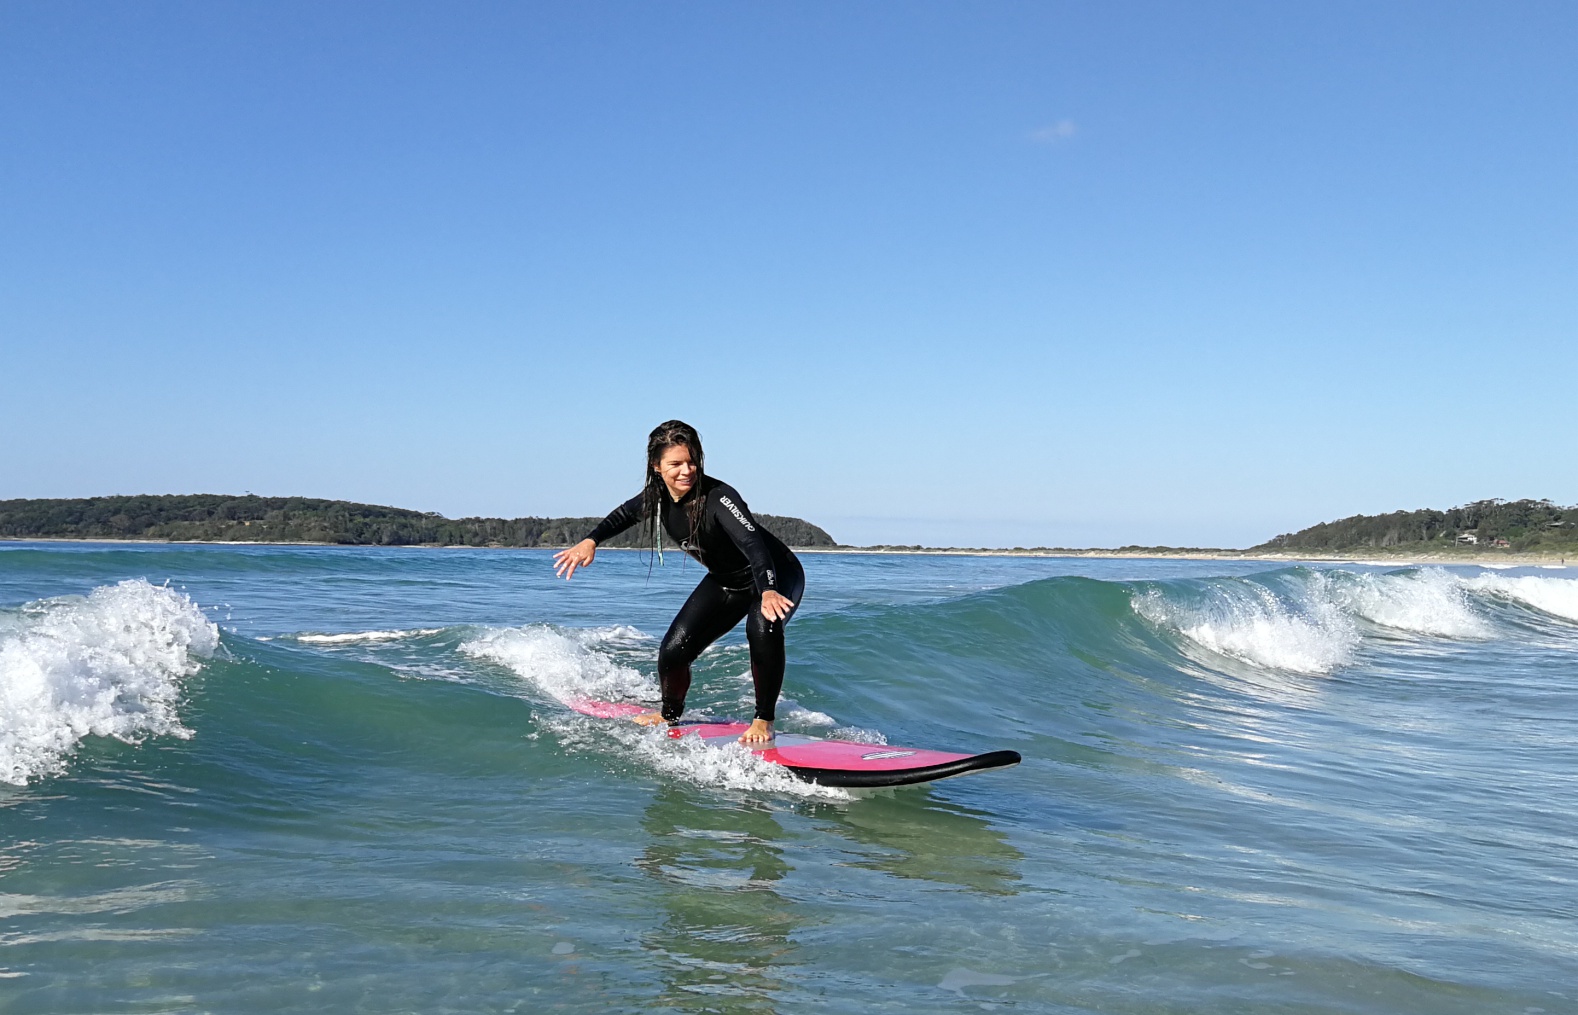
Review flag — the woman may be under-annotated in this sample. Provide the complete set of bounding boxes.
[553,420,806,743]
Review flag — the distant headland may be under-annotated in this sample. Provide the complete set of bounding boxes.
[0,494,836,549]
[843,499,1576,563]
[1253,498,1574,557]
[0,495,1572,562]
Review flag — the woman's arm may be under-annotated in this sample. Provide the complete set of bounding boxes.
[553,493,642,580]
[583,493,644,545]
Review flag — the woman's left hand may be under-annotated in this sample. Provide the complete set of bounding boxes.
[552,539,597,580]
[760,590,795,623]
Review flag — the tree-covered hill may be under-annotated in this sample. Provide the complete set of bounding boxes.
[1256,499,1577,554]
[0,495,837,549]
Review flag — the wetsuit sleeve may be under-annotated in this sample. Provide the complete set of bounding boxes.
[582,493,644,545]
[708,484,780,594]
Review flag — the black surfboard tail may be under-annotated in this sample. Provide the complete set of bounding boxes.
[785,750,1022,788]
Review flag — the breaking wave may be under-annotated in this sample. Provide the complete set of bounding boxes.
[0,580,219,786]
[1133,567,1570,675]
[1463,574,1578,623]
[1329,567,1494,638]
[1134,578,1358,675]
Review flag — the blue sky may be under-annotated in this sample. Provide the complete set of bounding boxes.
[2,2,1573,547]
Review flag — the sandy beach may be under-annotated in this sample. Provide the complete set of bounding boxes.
[797,546,1574,567]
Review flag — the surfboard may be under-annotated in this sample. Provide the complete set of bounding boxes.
[565,697,1021,788]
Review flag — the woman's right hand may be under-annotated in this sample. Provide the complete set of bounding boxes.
[553,539,597,579]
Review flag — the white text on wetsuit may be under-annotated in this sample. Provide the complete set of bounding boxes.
[718,495,755,532]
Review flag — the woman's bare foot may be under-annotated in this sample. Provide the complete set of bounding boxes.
[632,711,667,726]
[739,719,773,744]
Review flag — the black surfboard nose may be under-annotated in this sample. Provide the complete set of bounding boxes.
[787,749,1022,788]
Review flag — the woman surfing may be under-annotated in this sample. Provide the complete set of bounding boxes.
[552,420,806,744]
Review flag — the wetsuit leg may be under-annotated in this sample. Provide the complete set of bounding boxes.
[657,575,751,721]
[743,555,806,722]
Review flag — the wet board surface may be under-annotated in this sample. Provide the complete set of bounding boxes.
[565,697,1021,788]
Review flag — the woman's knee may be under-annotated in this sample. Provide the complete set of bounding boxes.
[745,609,786,647]
[658,629,694,671]
[664,615,726,671]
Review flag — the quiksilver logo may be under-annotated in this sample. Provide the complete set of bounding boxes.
[718,495,755,532]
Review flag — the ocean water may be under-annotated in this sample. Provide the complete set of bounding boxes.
[1,542,1574,1014]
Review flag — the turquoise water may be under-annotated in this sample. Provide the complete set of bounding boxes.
[1,542,1575,1013]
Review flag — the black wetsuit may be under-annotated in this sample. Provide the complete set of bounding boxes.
[583,476,805,722]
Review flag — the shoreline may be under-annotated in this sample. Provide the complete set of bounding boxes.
[2,536,1569,567]
[795,547,1574,566]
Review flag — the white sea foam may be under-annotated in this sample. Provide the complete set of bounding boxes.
[631,728,850,798]
[542,714,850,800]
[0,580,219,786]
[292,628,445,645]
[1134,578,1358,675]
[568,625,650,649]
[777,698,836,726]
[774,699,888,743]
[829,725,889,745]
[459,624,657,705]
[1464,574,1578,623]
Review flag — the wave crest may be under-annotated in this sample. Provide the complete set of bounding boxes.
[1131,568,1513,676]
[1331,568,1494,639]
[0,580,219,786]
[1134,578,1357,675]
[289,628,446,645]
[1464,574,1578,623]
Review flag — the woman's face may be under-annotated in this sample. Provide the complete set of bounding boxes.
[654,444,697,499]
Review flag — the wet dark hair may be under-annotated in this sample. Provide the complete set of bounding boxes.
[640,420,707,560]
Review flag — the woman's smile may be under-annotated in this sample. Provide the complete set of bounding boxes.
[657,446,697,500]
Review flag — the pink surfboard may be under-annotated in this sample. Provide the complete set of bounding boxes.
[564,697,1021,788]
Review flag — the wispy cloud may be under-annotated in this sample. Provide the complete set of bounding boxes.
[1028,120,1078,144]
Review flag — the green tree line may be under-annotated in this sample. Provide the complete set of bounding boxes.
[1256,499,1577,553]
[0,495,838,549]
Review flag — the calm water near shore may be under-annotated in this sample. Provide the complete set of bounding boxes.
[2,541,1574,1013]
